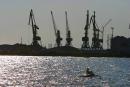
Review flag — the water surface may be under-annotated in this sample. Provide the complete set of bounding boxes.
[0,56,130,87]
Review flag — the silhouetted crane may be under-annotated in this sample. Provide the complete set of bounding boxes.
[65,11,72,46]
[28,9,41,47]
[51,11,62,47]
[82,10,90,49]
[101,19,112,48]
[90,11,102,49]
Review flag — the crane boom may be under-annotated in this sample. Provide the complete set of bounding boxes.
[51,11,57,37]
[103,19,112,29]
[102,19,112,34]
[85,10,89,30]
[29,10,38,28]
[65,11,69,32]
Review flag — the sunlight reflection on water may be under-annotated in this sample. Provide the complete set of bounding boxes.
[0,56,130,87]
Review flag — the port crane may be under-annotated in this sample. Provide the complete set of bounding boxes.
[82,10,90,49]
[65,11,73,46]
[101,19,112,48]
[90,11,103,49]
[107,28,114,49]
[51,11,62,47]
[28,9,41,47]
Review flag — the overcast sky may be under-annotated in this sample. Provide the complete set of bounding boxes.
[0,0,130,48]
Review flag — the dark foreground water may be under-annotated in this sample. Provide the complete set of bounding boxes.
[0,56,130,87]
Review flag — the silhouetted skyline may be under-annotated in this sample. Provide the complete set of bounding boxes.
[0,0,130,48]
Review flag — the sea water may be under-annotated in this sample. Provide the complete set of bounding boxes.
[0,56,130,87]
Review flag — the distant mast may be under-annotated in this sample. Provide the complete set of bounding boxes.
[21,37,23,45]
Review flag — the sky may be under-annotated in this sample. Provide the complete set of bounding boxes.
[0,0,130,48]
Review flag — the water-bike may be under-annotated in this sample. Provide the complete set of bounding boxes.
[79,68,101,79]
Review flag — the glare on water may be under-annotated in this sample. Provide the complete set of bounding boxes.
[0,56,130,87]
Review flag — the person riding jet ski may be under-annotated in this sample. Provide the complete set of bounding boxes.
[79,67,102,79]
[86,67,95,77]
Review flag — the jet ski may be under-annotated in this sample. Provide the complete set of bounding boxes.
[79,68,101,79]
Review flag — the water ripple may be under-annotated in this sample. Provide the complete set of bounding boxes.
[0,56,130,87]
